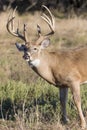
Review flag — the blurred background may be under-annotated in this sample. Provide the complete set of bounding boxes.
[0,0,87,14]
[0,1,87,130]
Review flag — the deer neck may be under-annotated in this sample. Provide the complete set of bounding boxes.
[30,50,60,85]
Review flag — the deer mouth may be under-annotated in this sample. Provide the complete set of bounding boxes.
[23,53,30,61]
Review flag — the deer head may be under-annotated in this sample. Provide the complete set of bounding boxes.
[6,5,55,67]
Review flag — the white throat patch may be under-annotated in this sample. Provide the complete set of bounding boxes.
[29,59,40,67]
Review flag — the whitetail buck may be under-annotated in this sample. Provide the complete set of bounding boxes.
[6,5,87,129]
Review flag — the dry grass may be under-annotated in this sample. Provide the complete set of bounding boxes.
[0,116,87,130]
[0,11,87,44]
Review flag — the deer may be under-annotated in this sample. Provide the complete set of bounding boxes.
[6,5,87,129]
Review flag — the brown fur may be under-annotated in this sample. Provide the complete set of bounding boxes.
[27,45,87,129]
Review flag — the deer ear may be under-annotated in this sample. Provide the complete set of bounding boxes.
[41,39,50,49]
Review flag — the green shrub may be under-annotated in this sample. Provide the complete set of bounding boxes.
[0,79,87,124]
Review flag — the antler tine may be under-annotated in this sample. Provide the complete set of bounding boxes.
[42,5,55,28]
[23,24,28,43]
[41,5,55,36]
[37,24,41,37]
[42,5,53,23]
[6,7,28,42]
[11,6,17,31]
[7,7,17,34]
[41,13,51,25]
[41,14,52,29]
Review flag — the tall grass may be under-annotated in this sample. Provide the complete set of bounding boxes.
[0,10,87,46]
[0,79,87,130]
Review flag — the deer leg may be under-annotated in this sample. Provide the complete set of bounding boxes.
[71,81,86,129]
[59,87,69,123]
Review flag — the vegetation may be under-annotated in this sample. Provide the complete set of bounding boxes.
[0,79,87,130]
[0,7,87,130]
[0,0,87,15]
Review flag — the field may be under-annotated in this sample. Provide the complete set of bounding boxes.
[0,10,87,130]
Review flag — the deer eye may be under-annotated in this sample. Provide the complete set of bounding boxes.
[34,47,38,51]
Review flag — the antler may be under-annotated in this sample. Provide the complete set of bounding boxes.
[6,7,28,43]
[7,5,55,46]
[41,5,55,36]
[36,5,55,45]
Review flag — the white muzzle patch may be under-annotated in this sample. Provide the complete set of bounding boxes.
[29,59,40,67]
